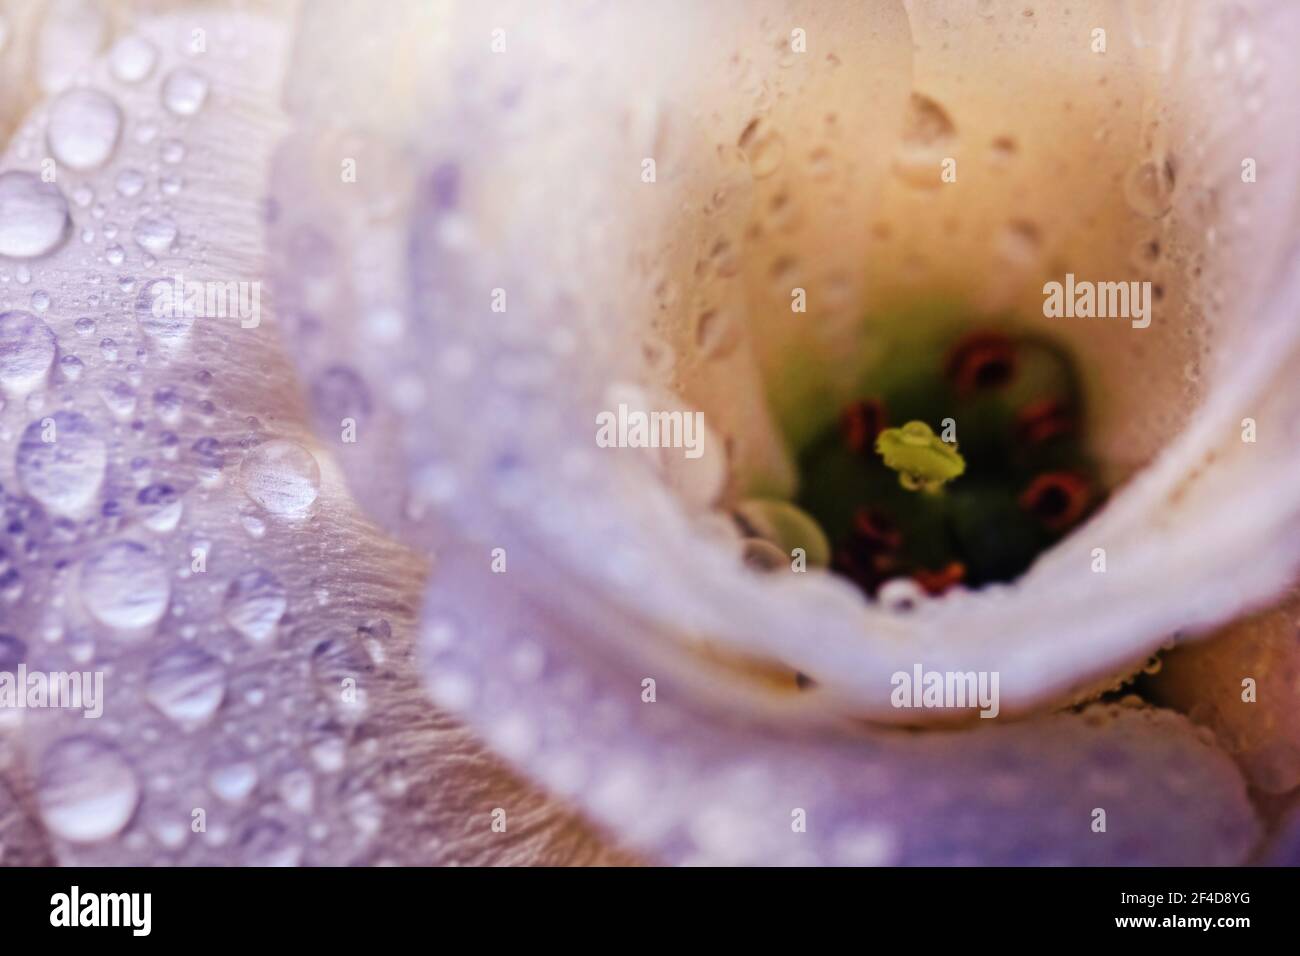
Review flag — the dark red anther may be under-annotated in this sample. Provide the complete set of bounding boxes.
[1015,398,1076,446]
[1019,471,1091,532]
[912,561,966,595]
[840,398,887,453]
[945,331,1017,392]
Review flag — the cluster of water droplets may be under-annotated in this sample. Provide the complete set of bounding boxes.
[0,11,419,865]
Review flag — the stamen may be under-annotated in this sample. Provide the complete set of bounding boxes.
[840,398,887,453]
[945,331,1017,392]
[1019,471,1091,531]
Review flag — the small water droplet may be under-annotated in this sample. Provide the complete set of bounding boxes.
[132,215,178,255]
[0,171,70,259]
[161,67,209,117]
[115,168,145,197]
[223,568,287,643]
[135,277,195,342]
[37,736,140,843]
[110,34,157,84]
[1123,156,1176,219]
[239,440,321,514]
[146,644,226,728]
[208,761,258,803]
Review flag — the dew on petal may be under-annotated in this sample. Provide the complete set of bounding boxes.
[223,568,287,643]
[15,411,106,515]
[46,88,122,171]
[136,277,196,342]
[145,645,227,729]
[161,67,209,116]
[109,34,157,84]
[0,171,71,259]
[1123,156,1176,219]
[239,439,321,514]
[0,310,57,394]
[80,540,170,631]
[132,215,178,255]
[37,736,140,843]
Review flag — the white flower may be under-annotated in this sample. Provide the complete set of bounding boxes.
[2,0,1298,865]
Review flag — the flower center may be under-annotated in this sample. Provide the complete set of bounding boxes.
[748,316,1102,599]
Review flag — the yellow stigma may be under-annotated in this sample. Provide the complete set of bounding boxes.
[874,421,966,492]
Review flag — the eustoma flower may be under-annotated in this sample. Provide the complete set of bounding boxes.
[2,0,1299,866]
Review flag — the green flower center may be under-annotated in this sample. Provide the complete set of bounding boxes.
[741,314,1103,599]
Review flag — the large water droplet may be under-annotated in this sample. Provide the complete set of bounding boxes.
[223,569,287,643]
[0,310,56,394]
[146,645,226,729]
[109,34,157,84]
[161,67,209,116]
[15,411,106,515]
[46,88,122,171]
[239,440,320,514]
[37,736,139,843]
[0,171,70,259]
[894,93,956,188]
[80,540,170,631]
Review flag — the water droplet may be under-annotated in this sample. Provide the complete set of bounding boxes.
[239,440,320,514]
[997,219,1042,266]
[37,736,140,843]
[161,67,209,117]
[0,310,56,394]
[135,277,195,343]
[738,118,786,179]
[46,88,122,171]
[146,645,226,728]
[0,171,70,259]
[208,761,258,803]
[132,215,177,255]
[80,540,170,631]
[137,483,183,533]
[110,34,157,84]
[310,366,371,425]
[15,411,106,515]
[894,93,956,188]
[1123,156,1176,219]
[160,138,185,164]
[223,569,286,643]
[115,168,145,197]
